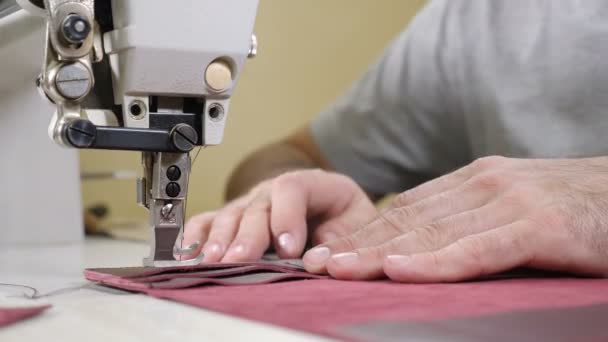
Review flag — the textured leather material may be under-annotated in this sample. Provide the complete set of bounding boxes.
[84,259,325,292]
[85,262,608,341]
[0,306,50,328]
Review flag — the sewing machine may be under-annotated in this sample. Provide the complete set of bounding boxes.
[14,0,259,267]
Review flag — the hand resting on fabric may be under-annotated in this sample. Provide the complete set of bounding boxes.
[185,157,608,282]
[182,169,377,263]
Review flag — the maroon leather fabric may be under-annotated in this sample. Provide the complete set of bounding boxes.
[146,278,608,340]
[0,306,50,328]
[85,263,608,341]
[85,260,325,291]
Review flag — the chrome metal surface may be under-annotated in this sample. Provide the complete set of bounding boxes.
[43,0,94,59]
[142,152,203,267]
[248,33,258,58]
[54,61,92,99]
[0,0,19,18]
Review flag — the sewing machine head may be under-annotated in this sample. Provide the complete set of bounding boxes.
[18,0,259,266]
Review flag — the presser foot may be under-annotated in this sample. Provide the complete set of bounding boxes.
[143,242,204,267]
[142,253,204,267]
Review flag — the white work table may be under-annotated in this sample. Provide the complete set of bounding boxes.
[0,238,329,342]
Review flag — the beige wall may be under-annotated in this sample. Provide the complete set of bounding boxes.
[80,0,427,222]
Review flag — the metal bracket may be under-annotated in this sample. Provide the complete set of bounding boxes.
[141,152,204,267]
[43,0,94,59]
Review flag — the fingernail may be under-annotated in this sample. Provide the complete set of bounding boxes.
[278,233,296,254]
[303,247,330,265]
[331,252,359,266]
[385,255,411,267]
[203,243,223,261]
[322,232,338,242]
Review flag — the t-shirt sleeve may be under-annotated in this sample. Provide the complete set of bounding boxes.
[310,0,470,196]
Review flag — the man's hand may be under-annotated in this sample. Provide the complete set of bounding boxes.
[182,169,377,262]
[303,156,608,282]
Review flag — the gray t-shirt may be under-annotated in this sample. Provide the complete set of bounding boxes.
[311,0,608,196]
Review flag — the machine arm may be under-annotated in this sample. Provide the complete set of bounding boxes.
[21,0,259,267]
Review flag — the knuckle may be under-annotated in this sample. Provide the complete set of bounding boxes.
[339,223,386,251]
[456,236,487,275]
[506,227,529,256]
[334,172,359,188]
[247,196,271,212]
[309,168,327,177]
[213,209,241,227]
[391,205,420,223]
[470,156,510,171]
[427,250,443,271]
[273,170,311,191]
[412,223,443,251]
[379,209,410,233]
[337,235,359,251]
[392,191,416,208]
[469,171,514,191]
[366,243,392,261]
[251,180,269,191]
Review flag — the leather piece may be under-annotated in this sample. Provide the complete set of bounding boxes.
[86,259,306,279]
[149,278,608,340]
[85,262,608,341]
[131,265,261,283]
[149,272,321,289]
[84,260,326,291]
[0,305,50,328]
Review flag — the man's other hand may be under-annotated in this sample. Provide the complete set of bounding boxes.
[304,156,608,282]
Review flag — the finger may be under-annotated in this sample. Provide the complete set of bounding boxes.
[181,211,217,259]
[306,176,503,274]
[268,173,309,258]
[271,170,371,258]
[222,193,272,262]
[383,220,532,283]
[390,189,538,253]
[324,194,526,280]
[201,206,245,262]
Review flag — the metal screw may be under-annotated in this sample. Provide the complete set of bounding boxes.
[62,14,91,44]
[161,203,175,218]
[166,165,181,181]
[65,119,96,148]
[55,62,92,100]
[166,183,181,198]
[170,124,198,152]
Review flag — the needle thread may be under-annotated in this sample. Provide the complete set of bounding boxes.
[0,282,92,300]
[179,146,205,260]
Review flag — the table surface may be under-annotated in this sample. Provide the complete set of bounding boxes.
[0,238,330,342]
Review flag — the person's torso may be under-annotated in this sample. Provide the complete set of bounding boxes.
[446,0,608,158]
